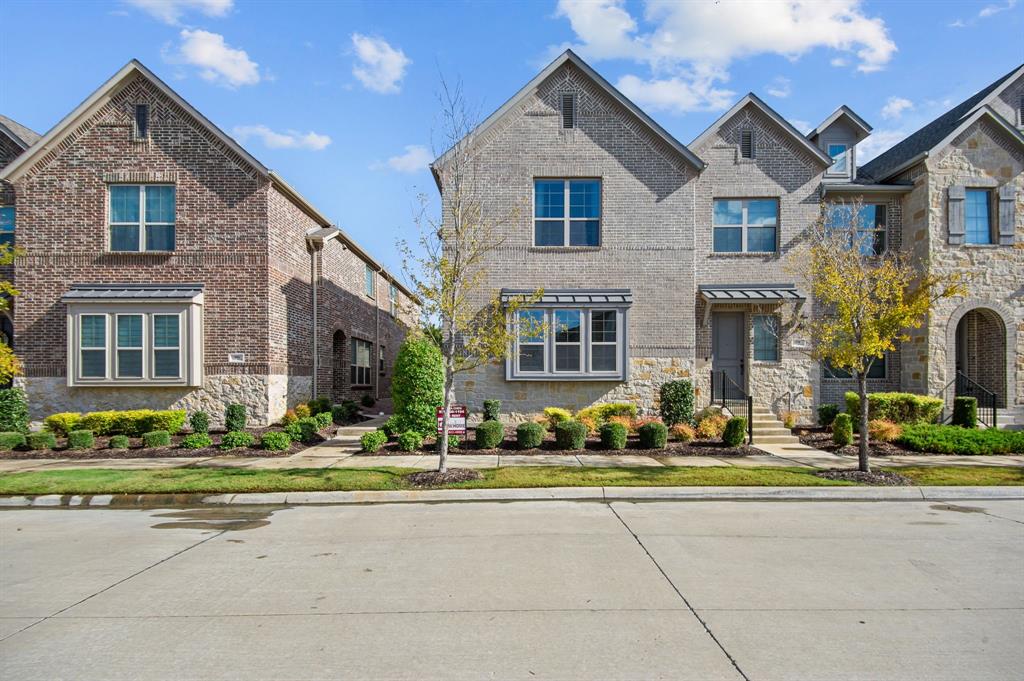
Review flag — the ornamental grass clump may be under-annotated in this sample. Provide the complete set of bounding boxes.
[637,421,668,449]
[722,417,747,447]
[599,422,627,450]
[360,430,388,453]
[670,423,695,443]
[66,429,95,450]
[868,419,902,443]
[554,420,588,450]
[516,422,544,449]
[475,420,504,449]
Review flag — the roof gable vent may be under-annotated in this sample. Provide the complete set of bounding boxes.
[560,93,576,129]
[740,129,754,158]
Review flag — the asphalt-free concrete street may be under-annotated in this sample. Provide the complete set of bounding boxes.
[2,499,1022,680]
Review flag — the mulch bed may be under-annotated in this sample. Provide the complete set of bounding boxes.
[797,427,933,457]
[816,469,913,486]
[405,468,483,487]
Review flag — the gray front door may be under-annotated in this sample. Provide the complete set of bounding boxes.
[712,312,745,388]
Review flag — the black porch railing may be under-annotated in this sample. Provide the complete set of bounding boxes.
[710,370,754,444]
[939,370,998,428]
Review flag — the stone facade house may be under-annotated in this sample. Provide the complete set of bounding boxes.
[433,50,1023,427]
[0,60,416,425]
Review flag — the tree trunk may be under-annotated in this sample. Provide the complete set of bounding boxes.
[857,373,871,473]
[437,361,454,474]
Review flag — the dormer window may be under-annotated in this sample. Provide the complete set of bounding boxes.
[560,93,576,129]
[740,129,755,159]
[134,104,149,139]
[827,143,849,176]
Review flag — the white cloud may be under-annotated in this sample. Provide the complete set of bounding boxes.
[125,0,232,25]
[766,76,791,98]
[857,129,908,162]
[171,29,260,88]
[979,0,1017,17]
[555,0,895,112]
[351,34,411,94]
[371,145,431,173]
[790,119,813,135]
[617,73,734,114]
[232,125,331,151]
[880,96,913,120]
[830,57,849,67]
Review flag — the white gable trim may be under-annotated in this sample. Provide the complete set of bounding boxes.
[808,105,873,142]
[0,123,29,151]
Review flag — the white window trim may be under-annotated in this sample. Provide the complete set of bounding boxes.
[712,198,779,253]
[389,284,398,316]
[588,309,619,373]
[515,310,547,374]
[964,188,994,245]
[533,179,602,248]
[152,313,183,379]
[108,184,175,253]
[510,307,627,381]
[79,314,108,380]
[0,205,14,246]
[825,142,850,177]
[115,313,144,379]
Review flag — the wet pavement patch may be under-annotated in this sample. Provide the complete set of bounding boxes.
[149,506,285,531]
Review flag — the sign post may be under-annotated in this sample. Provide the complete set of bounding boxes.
[437,405,467,436]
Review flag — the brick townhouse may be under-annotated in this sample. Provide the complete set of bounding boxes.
[433,50,1023,428]
[0,60,416,425]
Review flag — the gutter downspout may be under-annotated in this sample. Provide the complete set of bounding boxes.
[310,243,320,400]
[375,266,382,402]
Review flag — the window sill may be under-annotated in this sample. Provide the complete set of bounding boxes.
[351,384,372,389]
[70,379,192,388]
[961,243,1001,249]
[106,250,176,255]
[528,246,602,253]
[508,374,624,382]
[708,251,778,258]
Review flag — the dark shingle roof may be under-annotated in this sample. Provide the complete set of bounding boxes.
[0,114,41,148]
[860,65,1023,182]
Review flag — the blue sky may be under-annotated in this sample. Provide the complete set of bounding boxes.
[1,0,1022,276]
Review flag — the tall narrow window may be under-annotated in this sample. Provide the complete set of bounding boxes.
[389,283,398,316]
[80,315,107,378]
[740,129,754,158]
[560,93,576,129]
[712,199,778,253]
[590,310,617,372]
[752,315,779,361]
[554,310,582,372]
[965,189,992,244]
[153,314,180,378]
[109,185,175,252]
[517,309,545,373]
[0,206,13,248]
[134,104,149,139]
[364,264,375,297]
[116,314,143,378]
[350,338,372,385]
[827,143,849,175]
[534,179,600,246]
[379,345,385,374]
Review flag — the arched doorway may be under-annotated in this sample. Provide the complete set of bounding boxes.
[954,308,1007,407]
[331,330,346,403]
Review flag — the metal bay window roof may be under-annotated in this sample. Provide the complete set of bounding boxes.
[699,284,804,302]
[501,288,633,306]
[62,283,205,302]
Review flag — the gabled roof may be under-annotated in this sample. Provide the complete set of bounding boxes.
[0,114,41,150]
[690,93,832,166]
[431,49,705,187]
[807,105,872,143]
[861,63,1024,182]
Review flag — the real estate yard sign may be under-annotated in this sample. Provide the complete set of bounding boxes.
[437,405,467,435]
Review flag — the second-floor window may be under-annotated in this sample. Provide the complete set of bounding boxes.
[109,184,175,252]
[965,189,993,244]
[364,264,375,298]
[827,204,886,255]
[0,206,14,248]
[389,283,398,316]
[827,143,849,176]
[534,179,600,247]
[712,199,777,253]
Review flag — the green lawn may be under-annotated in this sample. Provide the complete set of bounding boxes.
[1,464,1021,496]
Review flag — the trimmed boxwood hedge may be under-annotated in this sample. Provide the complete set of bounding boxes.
[637,422,668,449]
[27,431,57,450]
[722,417,747,447]
[108,435,130,449]
[219,431,255,450]
[189,411,210,434]
[67,430,95,450]
[599,422,627,450]
[475,420,504,449]
[76,410,186,437]
[224,404,247,432]
[659,380,694,427]
[951,397,977,429]
[142,430,171,448]
[180,433,214,449]
[832,413,853,446]
[360,430,388,453]
[554,420,588,450]
[0,431,26,450]
[516,422,544,449]
[397,430,424,452]
[260,431,291,451]
[896,424,1024,455]
[844,392,943,427]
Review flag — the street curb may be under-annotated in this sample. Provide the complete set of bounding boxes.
[1,485,1021,508]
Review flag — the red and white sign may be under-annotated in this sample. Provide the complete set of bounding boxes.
[437,405,467,435]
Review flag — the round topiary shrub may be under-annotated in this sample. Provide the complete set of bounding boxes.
[180,433,214,449]
[599,422,627,450]
[817,404,839,427]
[0,388,30,434]
[397,430,424,452]
[142,430,171,448]
[475,420,504,449]
[832,413,853,447]
[189,411,210,434]
[722,417,747,447]
[516,422,544,449]
[659,380,694,426]
[360,430,387,453]
[67,429,95,450]
[483,400,501,422]
[392,336,444,436]
[952,396,978,429]
[27,431,56,451]
[285,417,320,444]
[447,435,460,450]
[0,431,26,450]
[224,403,247,432]
[260,431,292,451]
[219,431,255,450]
[312,411,333,430]
[554,420,588,450]
[108,435,130,449]
[637,421,668,449]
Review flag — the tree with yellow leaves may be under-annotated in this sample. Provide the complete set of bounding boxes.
[794,199,967,472]
[0,242,20,384]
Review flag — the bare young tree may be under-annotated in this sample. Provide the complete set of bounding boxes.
[399,77,541,474]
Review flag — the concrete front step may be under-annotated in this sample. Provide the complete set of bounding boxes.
[751,427,794,437]
[754,434,803,444]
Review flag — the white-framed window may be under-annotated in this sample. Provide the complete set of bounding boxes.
[965,189,993,244]
[511,307,626,380]
[364,264,375,298]
[590,310,618,372]
[826,204,887,255]
[827,143,849,176]
[79,315,107,379]
[351,338,372,386]
[109,184,175,252]
[0,206,14,248]
[153,314,181,378]
[115,314,144,378]
[713,198,778,253]
[389,283,398,316]
[534,179,600,247]
[752,315,779,362]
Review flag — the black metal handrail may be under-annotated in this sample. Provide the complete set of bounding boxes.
[939,370,998,428]
[710,370,754,444]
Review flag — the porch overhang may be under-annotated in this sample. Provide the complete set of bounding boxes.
[500,288,633,307]
[61,283,205,304]
[699,284,803,326]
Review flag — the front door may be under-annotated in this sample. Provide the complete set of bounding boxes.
[712,311,745,388]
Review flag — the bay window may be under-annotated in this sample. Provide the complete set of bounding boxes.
[510,303,627,380]
[109,184,176,252]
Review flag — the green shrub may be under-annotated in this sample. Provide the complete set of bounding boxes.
[77,410,185,437]
[952,397,977,429]
[360,430,388,453]
[396,430,423,452]
[844,392,943,427]
[576,402,638,428]
[44,412,82,437]
[832,413,853,447]
[332,401,359,424]
[312,411,333,430]
[260,431,292,451]
[180,433,214,449]
[896,424,1024,455]
[27,431,56,451]
[516,422,545,449]
[142,430,171,448]
[0,431,26,450]
[554,420,588,450]
[225,403,247,432]
[722,417,747,447]
[189,411,210,434]
[659,380,695,426]
[360,394,376,408]
[308,397,332,415]
[294,403,311,419]
[143,410,187,434]
[483,399,502,422]
[392,337,444,435]
[219,431,254,450]
[637,421,668,449]
[0,388,30,434]
[285,417,320,444]
[447,435,461,449]
[543,407,573,430]
[281,409,298,426]
[381,415,404,440]
[66,429,95,449]
[817,404,839,427]
[108,435,130,449]
[475,420,504,449]
[599,422,627,450]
